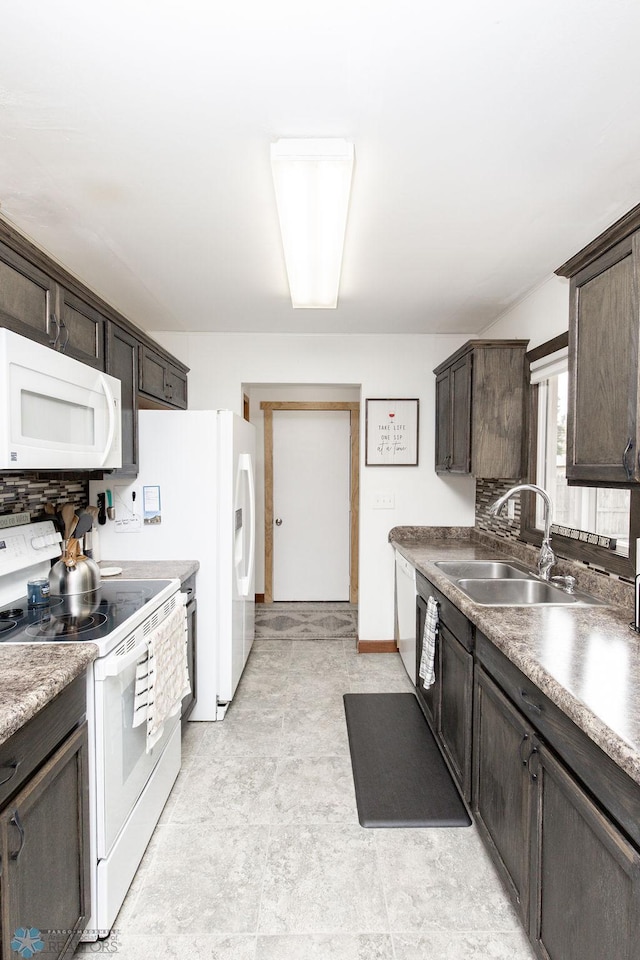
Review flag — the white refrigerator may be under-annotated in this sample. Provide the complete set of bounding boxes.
[89,410,256,720]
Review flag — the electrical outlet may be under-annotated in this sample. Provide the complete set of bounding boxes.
[507,499,516,520]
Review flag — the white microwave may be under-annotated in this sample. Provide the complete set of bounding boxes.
[0,328,122,470]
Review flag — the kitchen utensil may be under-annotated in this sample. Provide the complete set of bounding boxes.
[69,514,79,538]
[48,507,65,536]
[83,529,94,559]
[61,503,77,540]
[74,511,94,539]
[49,539,101,595]
[63,537,81,568]
[97,493,107,525]
[106,488,115,521]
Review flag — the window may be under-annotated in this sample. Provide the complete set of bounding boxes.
[523,335,637,577]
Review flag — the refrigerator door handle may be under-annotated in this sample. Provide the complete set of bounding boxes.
[237,452,255,597]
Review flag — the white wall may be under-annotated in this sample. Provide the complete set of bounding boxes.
[481,273,570,346]
[149,332,476,641]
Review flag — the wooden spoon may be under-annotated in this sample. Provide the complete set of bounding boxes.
[85,504,99,525]
[61,503,77,540]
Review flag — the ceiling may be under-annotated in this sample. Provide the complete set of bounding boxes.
[1,1,640,337]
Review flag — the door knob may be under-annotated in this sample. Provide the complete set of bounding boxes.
[275,517,283,526]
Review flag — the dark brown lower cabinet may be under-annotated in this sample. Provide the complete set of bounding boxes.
[0,721,90,960]
[474,664,640,959]
[473,666,535,925]
[438,623,473,801]
[532,743,640,960]
[416,589,473,802]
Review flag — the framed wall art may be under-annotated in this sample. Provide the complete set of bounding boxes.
[365,398,419,466]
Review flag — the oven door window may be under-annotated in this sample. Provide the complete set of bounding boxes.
[94,651,179,858]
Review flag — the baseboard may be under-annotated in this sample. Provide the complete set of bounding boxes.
[357,639,398,654]
[255,593,265,603]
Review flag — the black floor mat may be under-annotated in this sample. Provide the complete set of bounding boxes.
[343,692,472,828]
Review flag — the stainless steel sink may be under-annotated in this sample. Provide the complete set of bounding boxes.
[456,578,573,605]
[454,577,602,606]
[433,558,603,606]
[435,560,534,580]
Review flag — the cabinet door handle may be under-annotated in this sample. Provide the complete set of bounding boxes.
[0,760,20,786]
[527,745,539,782]
[58,316,70,353]
[10,809,25,861]
[518,733,530,766]
[519,688,543,716]
[623,438,634,480]
[49,312,59,348]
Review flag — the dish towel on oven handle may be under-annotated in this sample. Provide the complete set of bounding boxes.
[419,596,439,689]
[133,592,190,752]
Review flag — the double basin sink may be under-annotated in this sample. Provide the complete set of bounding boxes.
[434,560,603,606]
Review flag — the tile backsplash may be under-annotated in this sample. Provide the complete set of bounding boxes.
[475,478,522,542]
[0,473,90,521]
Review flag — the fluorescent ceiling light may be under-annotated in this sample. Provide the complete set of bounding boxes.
[271,138,354,309]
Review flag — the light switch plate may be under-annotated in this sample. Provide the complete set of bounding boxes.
[373,492,395,509]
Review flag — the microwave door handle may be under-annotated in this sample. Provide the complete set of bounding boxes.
[99,373,117,467]
[237,453,255,597]
[93,639,149,680]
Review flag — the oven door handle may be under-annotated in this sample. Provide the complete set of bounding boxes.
[94,639,149,680]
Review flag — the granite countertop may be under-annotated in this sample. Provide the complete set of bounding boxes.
[0,644,97,746]
[391,532,640,789]
[98,559,199,583]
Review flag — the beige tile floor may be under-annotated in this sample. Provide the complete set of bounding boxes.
[78,639,535,960]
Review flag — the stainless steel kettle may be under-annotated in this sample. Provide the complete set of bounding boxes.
[49,538,101,596]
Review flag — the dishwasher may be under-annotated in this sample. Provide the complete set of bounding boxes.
[395,549,417,683]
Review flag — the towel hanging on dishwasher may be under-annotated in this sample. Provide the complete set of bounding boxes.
[419,596,439,689]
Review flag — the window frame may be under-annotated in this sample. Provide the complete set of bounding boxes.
[521,333,640,579]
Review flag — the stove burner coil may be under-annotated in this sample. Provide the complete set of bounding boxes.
[26,611,109,639]
[0,608,24,620]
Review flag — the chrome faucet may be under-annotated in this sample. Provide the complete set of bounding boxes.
[489,483,556,580]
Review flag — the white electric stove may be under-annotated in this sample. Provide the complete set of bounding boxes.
[0,516,183,939]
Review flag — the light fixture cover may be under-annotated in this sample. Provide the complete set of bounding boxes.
[271,138,354,309]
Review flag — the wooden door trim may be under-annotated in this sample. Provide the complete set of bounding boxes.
[260,401,360,604]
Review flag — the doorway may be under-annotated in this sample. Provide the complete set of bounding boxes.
[261,401,360,604]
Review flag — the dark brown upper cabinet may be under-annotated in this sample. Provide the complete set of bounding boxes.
[58,288,105,369]
[106,321,139,475]
[139,344,188,410]
[434,340,529,478]
[0,240,56,346]
[557,204,640,485]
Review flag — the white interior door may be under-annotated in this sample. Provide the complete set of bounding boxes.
[273,409,351,600]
